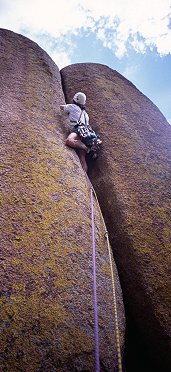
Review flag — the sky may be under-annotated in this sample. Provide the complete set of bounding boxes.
[0,0,171,123]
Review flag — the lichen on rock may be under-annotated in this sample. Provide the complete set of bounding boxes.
[0,29,125,371]
[60,62,171,371]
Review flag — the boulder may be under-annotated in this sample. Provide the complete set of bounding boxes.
[60,63,171,371]
[0,30,125,371]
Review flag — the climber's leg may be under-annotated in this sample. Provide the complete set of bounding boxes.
[65,132,89,152]
[77,149,88,173]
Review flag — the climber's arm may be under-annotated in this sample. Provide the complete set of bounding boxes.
[60,104,71,114]
[60,105,65,111]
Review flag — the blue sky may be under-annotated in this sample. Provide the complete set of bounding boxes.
[0,0,171,123]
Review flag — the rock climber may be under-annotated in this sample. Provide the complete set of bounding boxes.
[60,92,101,173]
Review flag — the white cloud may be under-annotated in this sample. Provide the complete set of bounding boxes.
[122,64,139,81]
[0,0,171,64]
[28,32,74,68]
[47,47,72,69]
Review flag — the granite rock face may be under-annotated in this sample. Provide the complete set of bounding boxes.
[61,63,171,371]
[0,30,125,371]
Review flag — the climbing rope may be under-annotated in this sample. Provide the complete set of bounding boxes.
[104,230,123,372]
[90,185,100,372]
[86,174,122,372]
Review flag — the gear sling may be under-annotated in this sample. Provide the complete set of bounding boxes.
[71,109,101,148]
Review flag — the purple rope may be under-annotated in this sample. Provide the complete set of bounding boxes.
[90,186,100,372]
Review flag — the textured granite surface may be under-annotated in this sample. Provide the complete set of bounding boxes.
[0,29,125,371]
[61,62,171,371]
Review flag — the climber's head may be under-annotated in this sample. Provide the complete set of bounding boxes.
[73,92,86,106]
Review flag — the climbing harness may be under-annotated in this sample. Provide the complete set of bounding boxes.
[70,108,102,150]
[87,174,122,372]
